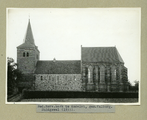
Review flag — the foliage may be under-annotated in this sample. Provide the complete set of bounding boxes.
[7,57,23,95]
[128,80,139,92]
[23,91,138,99]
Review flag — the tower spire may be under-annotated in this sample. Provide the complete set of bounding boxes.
[24,19,35,45]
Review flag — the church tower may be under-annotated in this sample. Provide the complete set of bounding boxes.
[17,19,40,78]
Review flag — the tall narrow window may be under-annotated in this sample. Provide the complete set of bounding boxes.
[88,68,91,83]
[114,69,116,79]
[23,52,25,57]
[27,52,29,57]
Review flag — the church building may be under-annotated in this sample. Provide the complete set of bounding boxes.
[17,20,129,92]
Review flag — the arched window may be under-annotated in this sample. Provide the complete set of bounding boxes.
[27,52,29,57]
[100,66,105,82]
[23,52,25,57]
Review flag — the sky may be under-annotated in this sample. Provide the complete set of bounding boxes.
[7,8,141,84]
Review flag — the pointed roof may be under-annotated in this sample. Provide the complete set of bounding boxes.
[24,19,35,44]
[17,19,36,48]
[82,47,124,63]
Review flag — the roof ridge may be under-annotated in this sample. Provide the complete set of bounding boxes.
[38,60,81,62]
[35,60,81,74]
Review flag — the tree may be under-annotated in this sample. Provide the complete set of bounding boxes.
[7,57,23,95]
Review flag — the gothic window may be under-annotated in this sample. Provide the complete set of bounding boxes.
[23,52,25,57]
[27,52,29,57]
[88,69,90,79]
[114,69,116,75]
[114,69,116,79]
[88,68,91,83]
[93,68,96,81]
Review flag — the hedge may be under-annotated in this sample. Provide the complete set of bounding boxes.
[23,91,138,99]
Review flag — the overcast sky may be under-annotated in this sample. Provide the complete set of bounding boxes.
[7,8,140,84]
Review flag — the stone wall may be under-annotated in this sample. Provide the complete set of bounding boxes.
[34,74,82,91]
[17,47,39,74]
[82,62,128,92]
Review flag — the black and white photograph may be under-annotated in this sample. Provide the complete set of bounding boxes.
[6,8,140,104]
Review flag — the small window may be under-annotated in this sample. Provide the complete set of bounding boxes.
[74,76,76,80]
[56,76,59,84]
[49,76,51,80]
[27,52,29,57]
[57,76,59,80]
[41,76,43,80]
[65,76,67,80]
[23,52,25,57]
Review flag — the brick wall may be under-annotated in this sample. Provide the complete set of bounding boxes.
[34,74,82,91]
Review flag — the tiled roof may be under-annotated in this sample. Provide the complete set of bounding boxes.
[34,60,81,74]
[82,47,124,63]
